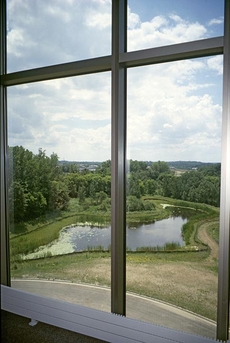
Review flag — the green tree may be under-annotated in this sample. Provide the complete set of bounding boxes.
[49,180,69,211]
[127,174,141,198]
[26,191,47,219]
[9,181,27,223]
[126,195,143,212]
[144,179,157,195]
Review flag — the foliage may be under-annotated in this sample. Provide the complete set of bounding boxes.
[9,145,220,227]
[126,196,155,212]
[8,146,68,224]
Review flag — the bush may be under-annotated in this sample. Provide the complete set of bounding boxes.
[143,200,155,211]
[126,196,143,212]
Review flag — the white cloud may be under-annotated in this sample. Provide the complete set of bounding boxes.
[7,0,111,71]
[208,17,224,26]
[85,11,111,30]
[128,7,140,30]
[207,56,223,75]
[8,72,111,161]
[127,60,222,162]
[128,11,207,51]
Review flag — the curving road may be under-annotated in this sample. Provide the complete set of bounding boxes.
[12,279,216,340]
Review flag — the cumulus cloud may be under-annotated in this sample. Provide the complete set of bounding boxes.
[7,0,111,71]
[207,56,223,75]
[127,59,222,162]
[127,11,207,51]
[8,73,111,160]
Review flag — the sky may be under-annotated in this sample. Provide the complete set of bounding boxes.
[7,0,224,162]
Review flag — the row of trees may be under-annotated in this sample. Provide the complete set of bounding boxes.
[9,146,221,223]
[127,160,220,207]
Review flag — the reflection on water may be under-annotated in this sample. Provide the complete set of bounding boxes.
[69,216,186,252]
[23,216,187,259]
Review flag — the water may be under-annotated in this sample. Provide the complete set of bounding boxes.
[68,216,187,252]
[23,215,187,259]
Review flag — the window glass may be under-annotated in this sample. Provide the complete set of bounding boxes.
[7,0,111,72]
[8,72,112,312]
[126,56,223,338]
[128,0,224,52]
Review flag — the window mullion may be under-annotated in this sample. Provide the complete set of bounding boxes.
[0,0,10,286]
[217,0,230,340]
[111,0,127,315]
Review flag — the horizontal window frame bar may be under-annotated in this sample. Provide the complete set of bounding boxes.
[0,56,112,86]
[120,37,223,68]
[1,37,223,87]
[1,285,218,343]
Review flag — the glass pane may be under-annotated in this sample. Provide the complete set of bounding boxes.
[126,56,223,339]
[7,0,111,72]
[8,72,111,312]
[128,0,224,51]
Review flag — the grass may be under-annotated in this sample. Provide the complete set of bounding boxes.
[11,249,216,320]
[208,222,219,243]
[135,242,182,252]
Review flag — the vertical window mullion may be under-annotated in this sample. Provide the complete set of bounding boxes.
[217,0,230,340]
[0,0,10,286]
[111,0,127,315]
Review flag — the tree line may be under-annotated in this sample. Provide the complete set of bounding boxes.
[9,146,220,223]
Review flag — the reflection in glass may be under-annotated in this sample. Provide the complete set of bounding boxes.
[128,0,224,51]
[8,73,111,312]
[126,57,222,338]
[7,0,111,72]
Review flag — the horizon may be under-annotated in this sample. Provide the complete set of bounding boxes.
[58,159,221,165]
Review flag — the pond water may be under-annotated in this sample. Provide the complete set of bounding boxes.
[68,216,187,252]
[23,215,187,259]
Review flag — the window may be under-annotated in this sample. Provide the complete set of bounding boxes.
[127,0,224,51]
[126,58,222,338]
[1,1,230,342]
[7,0,111,72]
[8,73,111,312]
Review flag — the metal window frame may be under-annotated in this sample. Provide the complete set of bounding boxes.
[111,0,127,316]
[217,0,230,341]
[0,0,10,287]
[1,0,230,341]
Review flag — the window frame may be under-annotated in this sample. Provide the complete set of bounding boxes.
[1,0,230,341]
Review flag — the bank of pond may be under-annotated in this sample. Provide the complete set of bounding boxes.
[10,199,219,261]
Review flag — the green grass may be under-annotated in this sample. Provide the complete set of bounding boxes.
[10,249,215,320]
[208,222,219,243]
[11,250,210,283]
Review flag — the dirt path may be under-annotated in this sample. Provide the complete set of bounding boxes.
[197,221,219,261]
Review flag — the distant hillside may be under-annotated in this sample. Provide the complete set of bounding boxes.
[58,160,220,170]
[167,161,220,170]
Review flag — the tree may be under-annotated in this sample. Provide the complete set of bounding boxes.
[9,181,27,223]
[26,191,47,219]
[127,174,141,198]
[126,196,143,212]
[8,146,69,222]
[144,179,157,195]
[49,181,69,211]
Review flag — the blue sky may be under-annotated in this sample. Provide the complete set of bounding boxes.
[129,0,224,33]
[7,0,224,162]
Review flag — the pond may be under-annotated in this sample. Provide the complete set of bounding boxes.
[68,215,186,252]
[23,215,188,259]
